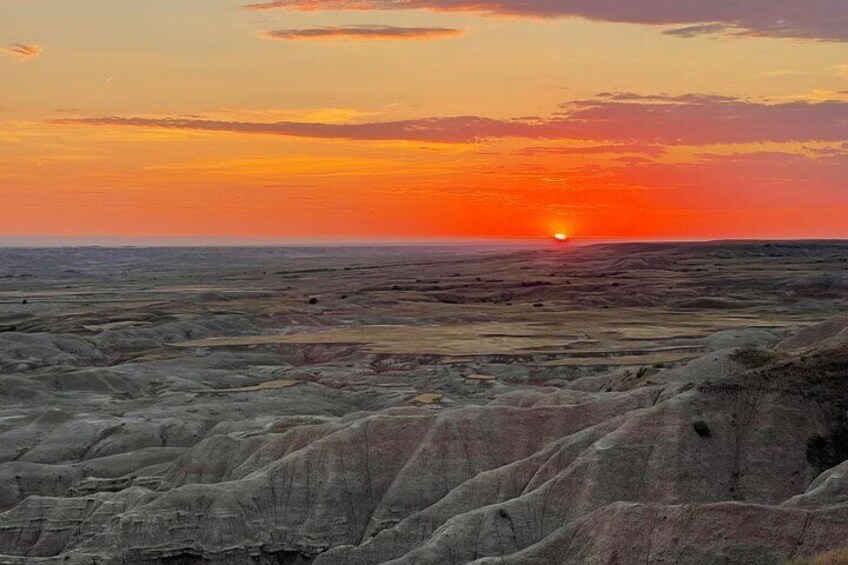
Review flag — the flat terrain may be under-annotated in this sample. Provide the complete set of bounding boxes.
[0,241,847,564]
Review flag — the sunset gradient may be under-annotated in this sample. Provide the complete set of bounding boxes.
[2,0,847,240]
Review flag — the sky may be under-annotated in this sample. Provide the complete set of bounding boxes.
[1,0,847,241]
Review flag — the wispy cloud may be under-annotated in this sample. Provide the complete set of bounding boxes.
[55,94,848,145]
[762,69,813,78]
[245,0,848,43]
[5,43,42,59]
[265,24,462,41]
[520,144,666,156]
[662,23,728,38]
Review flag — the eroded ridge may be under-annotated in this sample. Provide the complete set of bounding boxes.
[0,242,846,564]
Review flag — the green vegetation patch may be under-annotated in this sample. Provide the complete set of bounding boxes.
[731,347,779,369]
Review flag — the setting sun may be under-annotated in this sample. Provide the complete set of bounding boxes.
[553,233,569,241]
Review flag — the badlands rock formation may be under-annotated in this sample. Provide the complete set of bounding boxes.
[0,242,846,564]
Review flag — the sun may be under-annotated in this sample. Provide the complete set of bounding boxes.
[553,233,569,242]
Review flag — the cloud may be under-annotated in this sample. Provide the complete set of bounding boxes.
[662,23,728,38]
[55,115,504,143]
[762,69,813,78]
[265,24,462,41]
[520,144,665,156]
[594,92,738,103]
[244,0,848,43]
[830,64,848,78]
[5,44,42,59]
[806,142,848,157]
[55,94,848,146]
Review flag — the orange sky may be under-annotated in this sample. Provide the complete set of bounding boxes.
[1,0,847,240]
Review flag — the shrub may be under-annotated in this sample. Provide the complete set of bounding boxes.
[806,423,848,474]
[731,347,778,369]
[693,420,712,438]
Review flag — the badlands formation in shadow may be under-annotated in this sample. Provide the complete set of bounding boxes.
[0,241,847,564]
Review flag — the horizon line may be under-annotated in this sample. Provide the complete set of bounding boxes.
[0,235,846,249]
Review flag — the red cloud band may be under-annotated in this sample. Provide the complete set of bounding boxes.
[56,95,848,145]
[266,24,462,40]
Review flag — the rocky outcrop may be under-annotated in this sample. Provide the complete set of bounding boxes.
[0,345,846,564]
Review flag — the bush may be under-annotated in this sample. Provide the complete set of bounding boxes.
[693,420,712,438]
[806,423,848,474]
